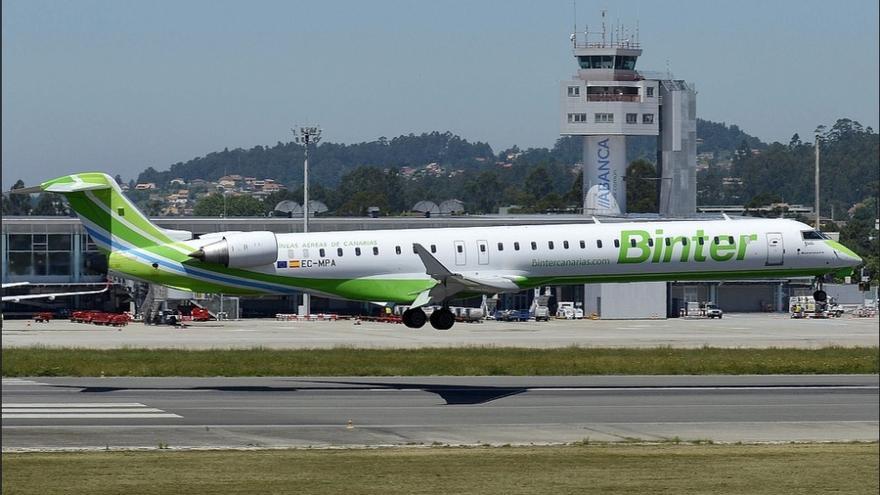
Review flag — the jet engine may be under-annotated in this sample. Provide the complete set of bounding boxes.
[188,231,278,268]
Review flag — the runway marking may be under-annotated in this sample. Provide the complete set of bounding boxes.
[1,402,181,419]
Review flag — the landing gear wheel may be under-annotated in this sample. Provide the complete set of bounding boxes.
[402,308,427,328]
[429,307,455,330]
[813,290,827,302]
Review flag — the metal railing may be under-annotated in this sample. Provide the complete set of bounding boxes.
[585,94,641,103]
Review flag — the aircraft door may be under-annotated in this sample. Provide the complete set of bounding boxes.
[765,232,784,266]
[454,240,466,266]
[477,240,489,265]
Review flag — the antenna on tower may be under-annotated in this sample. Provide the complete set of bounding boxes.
[601,9,606,46]
[571,0,577,46]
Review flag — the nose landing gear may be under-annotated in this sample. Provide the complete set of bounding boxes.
[813,277,827,302]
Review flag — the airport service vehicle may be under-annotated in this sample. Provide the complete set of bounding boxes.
[556,301,584,319]
[705,303,723,319]
[19,172,863,330]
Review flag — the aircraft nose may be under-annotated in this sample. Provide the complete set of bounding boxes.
[829,240,862,266]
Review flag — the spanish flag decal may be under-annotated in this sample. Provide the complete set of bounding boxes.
[289,260,301,268]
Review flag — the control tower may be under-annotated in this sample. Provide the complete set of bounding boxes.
[560,15,696,217]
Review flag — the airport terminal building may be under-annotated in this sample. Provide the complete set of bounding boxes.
[2,215,822,318]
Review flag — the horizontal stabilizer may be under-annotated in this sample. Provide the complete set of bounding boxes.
[44,182,110,193]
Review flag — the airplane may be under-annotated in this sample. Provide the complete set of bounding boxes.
[14,172,862,329]
[2,281,111,303]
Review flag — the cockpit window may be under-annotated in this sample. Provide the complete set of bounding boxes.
[802,230,829,240]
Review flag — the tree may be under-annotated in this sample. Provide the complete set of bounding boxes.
[193,194,268,217]
[464,171,504,213]
[524,165,553,201]
[840,197,880,282]
[626,159,658,213]
[32,193,66,215]
[5,180,32,215]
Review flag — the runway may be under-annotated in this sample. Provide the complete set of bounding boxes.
[3,313,879,349]
[3,375,877,451]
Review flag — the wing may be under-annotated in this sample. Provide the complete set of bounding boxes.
[2,283,110,303]
[410,243,521,308]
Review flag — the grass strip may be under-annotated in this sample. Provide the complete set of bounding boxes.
[2,346,877,377]
[3,443,878,495]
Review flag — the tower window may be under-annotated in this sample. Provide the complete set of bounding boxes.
[646,87,654,97]
[594,113,614,124]
[567,86,580,97]
[568,113,587,123]
[642,113,654,124]
[626,113,637,124]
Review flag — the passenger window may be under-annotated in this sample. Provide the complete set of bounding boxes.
[430,244,436,253]
[563,241,569,249]
[698,237,704,246]
[614,239,620,248]
[530,241,537,250]
[665,238,671,246]
[596,240,602,248]
[713,237,720,245]
[580,240,586,249]
[355,247,361,256]
[373,247,379,255]
[480,244,486,252]
[337,248,343,256]
[647,238,654,247]
[514,242,520,251]
[548,241,554,250]
[728,236,734,244]
[395,246,401,255]
[457,245,463,253]
[630,238,637,247]
[497,242,504,251]
[319,248,325,257]
[682,238,688,246]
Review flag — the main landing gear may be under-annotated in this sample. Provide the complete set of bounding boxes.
[402,306,455,330]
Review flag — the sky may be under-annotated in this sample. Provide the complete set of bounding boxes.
[3,0,878,188]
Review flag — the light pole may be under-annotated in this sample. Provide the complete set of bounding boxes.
[814,128,822,229]
[293,125,321,315]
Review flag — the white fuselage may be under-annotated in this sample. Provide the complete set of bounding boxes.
[206,218,855,291]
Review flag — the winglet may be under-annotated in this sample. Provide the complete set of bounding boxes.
[412,243,453,277]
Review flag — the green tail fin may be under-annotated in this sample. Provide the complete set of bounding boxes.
[40,172,179,251]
